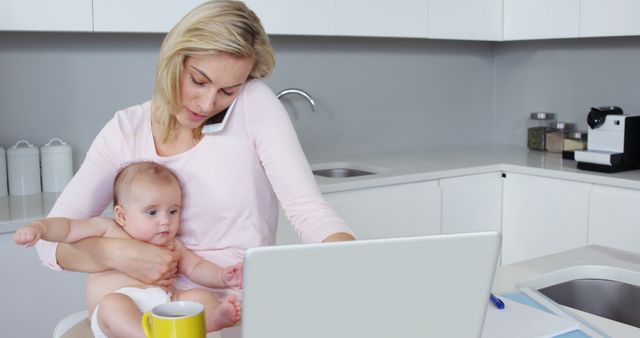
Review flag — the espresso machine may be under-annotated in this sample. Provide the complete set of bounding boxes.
[574,106,640,173]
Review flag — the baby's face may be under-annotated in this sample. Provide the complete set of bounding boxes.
[119,180,182,247]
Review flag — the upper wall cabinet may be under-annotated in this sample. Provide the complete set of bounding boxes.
[337,0,428,38]
[0,0,92,31]
[580,0,640,38]
[503,0,580,40]
[243,0,336,36]
[428,0,503,41]
[93,0,205,32]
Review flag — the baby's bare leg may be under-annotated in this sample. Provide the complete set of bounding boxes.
[174,288,241,332]
[97,292,145,338]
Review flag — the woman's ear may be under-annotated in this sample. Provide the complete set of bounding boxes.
[114,205,126,227]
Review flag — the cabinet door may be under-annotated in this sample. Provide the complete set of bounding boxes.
[428,0,502,41]
[581,0,640,38]
[588,185,640,254]
[502,173,590,265]
[93,0,205,32]
[0,0,92,31]
[276,181,441,243]
[243,0,336,35]
[0,232,86,337]
[441,172,502,234]
[503,0,579,40]
[337,0,428,38]
[325,181,441,239]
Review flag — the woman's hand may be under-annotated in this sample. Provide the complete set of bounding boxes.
[322,232,355,242]
[58,237,180,286]
[107,238,181,286]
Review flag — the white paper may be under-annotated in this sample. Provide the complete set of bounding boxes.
[481,297,580,338]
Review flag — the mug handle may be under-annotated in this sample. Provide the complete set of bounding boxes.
[141,311,153,338]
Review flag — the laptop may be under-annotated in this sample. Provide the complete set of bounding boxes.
[239,231,501,338]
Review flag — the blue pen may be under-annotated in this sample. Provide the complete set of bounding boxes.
[490,293,505,310]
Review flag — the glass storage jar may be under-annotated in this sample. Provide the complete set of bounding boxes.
[563,131,587,152]
[527,112,557,151]
[561,130,588,159]
[545,122,576,153]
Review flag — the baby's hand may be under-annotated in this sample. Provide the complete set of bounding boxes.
[222,262,243,288]
[13,223,44,247]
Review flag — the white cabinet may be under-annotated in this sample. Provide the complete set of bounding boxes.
[502,173,590,265]
[0,0,92,31]
[0,231,86,337]
[588,185,640,254]
[441,172,503,234]
[503,0,580,40]
[580,0,640,38]
[93,0,205,33]
[428,0,503,41]
[337,0,428,38]
[276,180,441,243]
[324,180,441,239]
[243,0,336,36]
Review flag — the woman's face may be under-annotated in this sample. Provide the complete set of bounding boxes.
[176,54,254,131]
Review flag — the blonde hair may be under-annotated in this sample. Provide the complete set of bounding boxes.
[113,161,181,206]
[152,0,275,142]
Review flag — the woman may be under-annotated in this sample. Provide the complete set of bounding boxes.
[36,0,354,301]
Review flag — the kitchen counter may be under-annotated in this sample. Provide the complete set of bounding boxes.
[3,145,640,234]
[310,145,640,193]
[494,245,640,337]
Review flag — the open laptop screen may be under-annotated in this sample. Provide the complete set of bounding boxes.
[241,232,500,338]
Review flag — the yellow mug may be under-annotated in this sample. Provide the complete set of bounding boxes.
[141,301,206,338]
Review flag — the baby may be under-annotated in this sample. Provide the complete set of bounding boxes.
[15,161,242,338]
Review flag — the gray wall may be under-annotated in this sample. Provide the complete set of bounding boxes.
[3,32,640,170]
[0,32,496,168]
[494,36,640,147]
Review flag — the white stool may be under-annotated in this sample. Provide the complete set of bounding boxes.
[52,311,91,338]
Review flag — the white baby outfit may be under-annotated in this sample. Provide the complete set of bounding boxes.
[90,287,172,338]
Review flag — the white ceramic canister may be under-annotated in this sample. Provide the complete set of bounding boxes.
[7,140,41,196]
[40,138,73,193]
[0,147,7,197]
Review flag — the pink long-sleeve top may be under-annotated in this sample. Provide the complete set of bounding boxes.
[36,79,353,294]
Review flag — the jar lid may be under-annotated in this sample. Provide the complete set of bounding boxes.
[566,131,587,140]
[7,140,39,156]
[547,122,576,130]
[530,112,556,120]
[40,138,72,154]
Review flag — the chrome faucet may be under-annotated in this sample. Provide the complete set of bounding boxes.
[276,88,317,112]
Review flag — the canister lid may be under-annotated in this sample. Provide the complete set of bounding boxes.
[40,138,72,154]
[7,140,39,156]
[530,112,556,120]
[566,131,587,140]
[547,122,576,130]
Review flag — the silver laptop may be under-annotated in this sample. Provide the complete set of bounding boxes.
[240,231,501,338]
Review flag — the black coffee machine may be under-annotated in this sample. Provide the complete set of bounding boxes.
[574,106,640,173]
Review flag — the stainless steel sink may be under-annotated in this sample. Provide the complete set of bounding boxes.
[538,278,640,328]
[312,168,375,178]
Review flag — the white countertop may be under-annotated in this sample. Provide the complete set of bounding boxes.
[311,145,640,193]
[494,245,640,337]
[3,145,640,234]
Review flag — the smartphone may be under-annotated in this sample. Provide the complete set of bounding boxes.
[201,97,238,135]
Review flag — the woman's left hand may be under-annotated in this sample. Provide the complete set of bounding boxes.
[322,232,355,242]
